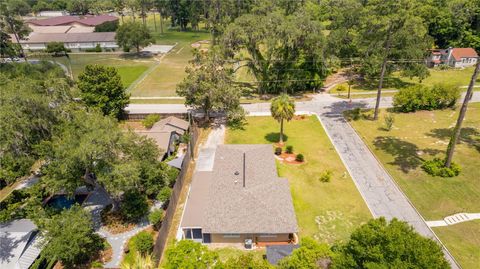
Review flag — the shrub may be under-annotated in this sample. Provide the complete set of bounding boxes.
[422,158,461,177]
[156,187,172,203]
[348,107,362,121]
[384,113,395,131]
[286,145,293,154]
[85,44,102,52]
[295,154,304,162]
[142,114,161,129]
[133,231,154,254]
[336,85,347,92]
[393,84,460,113]
[120,189,149,222]
[149,209,164,230]
[275,147,282,155]
[319,170,332,182]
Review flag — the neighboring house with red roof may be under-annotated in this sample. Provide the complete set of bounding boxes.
[428,47,478,68]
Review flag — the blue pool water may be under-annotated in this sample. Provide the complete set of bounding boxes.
[46,194,88,209]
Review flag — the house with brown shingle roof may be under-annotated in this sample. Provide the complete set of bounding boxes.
[180,144,298,248]
[428,47,478,68]
[136,116,189,160]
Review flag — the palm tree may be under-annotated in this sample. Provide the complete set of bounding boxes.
[120,251,155,269]
[444,61,480,167]
[271,93,295,144]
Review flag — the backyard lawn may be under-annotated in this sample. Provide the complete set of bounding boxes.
[226,116,371,243]
[349,104,480,268]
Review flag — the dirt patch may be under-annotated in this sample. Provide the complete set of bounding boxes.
[101,210,136,234]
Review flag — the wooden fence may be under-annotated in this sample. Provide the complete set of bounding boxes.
[152,121,199,263]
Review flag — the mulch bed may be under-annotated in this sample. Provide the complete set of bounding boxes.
[101,210,136,234]
[275,153,305,164]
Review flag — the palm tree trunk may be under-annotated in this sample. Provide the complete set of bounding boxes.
[445,61,480,167]
[279,118,284,144]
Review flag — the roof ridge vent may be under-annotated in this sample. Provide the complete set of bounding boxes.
[243,153,246,188]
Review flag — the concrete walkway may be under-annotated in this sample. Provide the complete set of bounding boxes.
[195,120,226,172]
[427,213,480,227]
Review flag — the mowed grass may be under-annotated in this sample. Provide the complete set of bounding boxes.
[128,15,211,97]
[349,104,480,268]
[433,221,480,268]
[226,116,371,243]
[213,247,265,263]
[330,67,476,94]
[38,54,154,88]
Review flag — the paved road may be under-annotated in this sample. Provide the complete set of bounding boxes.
[126,91,480,268]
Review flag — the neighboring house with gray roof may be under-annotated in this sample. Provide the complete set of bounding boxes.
[136,116,189,161]
[0,219,43,269]
[180,144,298,247]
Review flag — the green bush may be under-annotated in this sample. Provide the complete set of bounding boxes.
[422,158,461,177]
[149,209,164,230]
[384,113,395,131]
[120,189,149,222]
[142,114,161,129]
[157,187,172,203]
[85,44,102,52]
[319,170,332,182]
[336,85,347,92]
[133,231,154,254]
[275,147,282,155]
[295,154,304,162]
[286,145,293,154]
[393,84,460,113]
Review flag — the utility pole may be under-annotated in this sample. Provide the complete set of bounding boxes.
[444,61,480,167]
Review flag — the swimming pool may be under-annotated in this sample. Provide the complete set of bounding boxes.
[45,194,88,209]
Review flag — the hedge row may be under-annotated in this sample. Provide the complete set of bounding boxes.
[393,84,460,112]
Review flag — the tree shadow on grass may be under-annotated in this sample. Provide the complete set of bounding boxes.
[427,127,480,152]
[373,136,442,173]
[265,133,288,143]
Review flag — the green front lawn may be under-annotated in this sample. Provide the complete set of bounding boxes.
[433,221,480,269]
[330,67,476,94]
[226,116,371,243]
[349,104,480,268]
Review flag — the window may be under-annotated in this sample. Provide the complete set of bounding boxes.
[185,229,192,239]
[259,234,277,238]
[223,233,240,238]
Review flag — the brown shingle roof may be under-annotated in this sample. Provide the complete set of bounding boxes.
[151,116,189,135]
[451,48,479,61]
[182,145,298,234]
[135,131,171,152]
